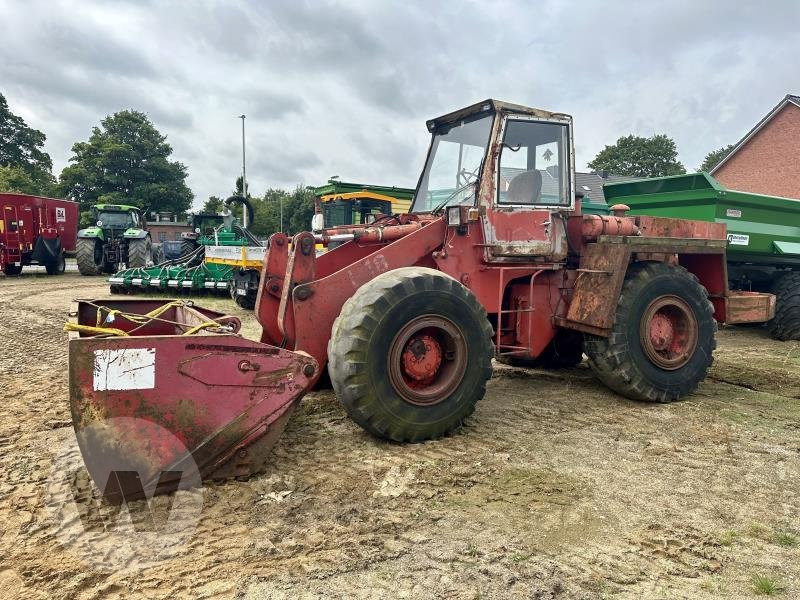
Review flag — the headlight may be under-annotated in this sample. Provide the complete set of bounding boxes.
[446,206,462,227]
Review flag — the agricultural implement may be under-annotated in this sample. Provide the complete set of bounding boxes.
[68,100,775,502]
[597,172,800,340]
[108,196,265,307]
[1,193,77,276]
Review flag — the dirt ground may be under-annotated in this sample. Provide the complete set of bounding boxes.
[1,270,799,599]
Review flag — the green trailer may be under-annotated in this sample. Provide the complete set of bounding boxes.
[601,172,800,340]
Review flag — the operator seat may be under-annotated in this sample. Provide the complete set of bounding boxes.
[507,170,542,204]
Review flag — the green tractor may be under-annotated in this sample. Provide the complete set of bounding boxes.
[76,204,152,275]
[178,212,226,257]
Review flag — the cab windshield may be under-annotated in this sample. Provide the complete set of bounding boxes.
[411,113,493,213]
[98,211,136,229]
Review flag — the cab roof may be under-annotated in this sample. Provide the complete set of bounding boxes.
[95,203,140,212]
[426,99,571,132]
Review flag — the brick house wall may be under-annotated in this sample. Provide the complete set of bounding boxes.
[147,222,191,243]
[713,102,800,199]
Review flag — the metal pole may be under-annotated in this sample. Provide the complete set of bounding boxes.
[239,114,247,228]
[280,196,283,233]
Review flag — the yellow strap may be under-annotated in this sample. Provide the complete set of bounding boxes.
[144,301,183,319]
[181,322,221,336]
[71,301,222,337]
[64,323,129,337]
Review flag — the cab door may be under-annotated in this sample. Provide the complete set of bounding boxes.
[483,115,574,260]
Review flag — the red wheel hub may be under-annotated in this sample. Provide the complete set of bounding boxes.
[388,315,467,406]
[401,334,443,383]
[640,295,698,370]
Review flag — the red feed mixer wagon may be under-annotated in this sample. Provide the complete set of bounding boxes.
[1,193,78,275]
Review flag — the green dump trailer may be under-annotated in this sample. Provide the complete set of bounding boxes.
[600,172,800,340]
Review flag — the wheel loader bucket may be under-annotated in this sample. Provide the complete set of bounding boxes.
[66,299,318,503]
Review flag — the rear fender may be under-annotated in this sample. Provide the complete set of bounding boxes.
[559,237,734,336]
[677,253,727,322]
[262,219,446,372]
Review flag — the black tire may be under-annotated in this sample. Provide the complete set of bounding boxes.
[768,272,800,341]
[328,267,494,442]
[584,262,716,403]
[76,238,103,275]
[151,244,165,266]
[127,237,151,268]
[496,329,584,369]
[229,269,258,310]
[181,239,197,258]
[45,253,66,275]
[3,263,22,276]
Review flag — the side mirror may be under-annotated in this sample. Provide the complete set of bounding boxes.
[311,213,324,232]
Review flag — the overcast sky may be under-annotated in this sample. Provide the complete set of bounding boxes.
[1,0,798,208]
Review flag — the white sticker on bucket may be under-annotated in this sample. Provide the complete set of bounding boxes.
[93,348,156,391]
[727,233,750,246]
[726,208,742,218]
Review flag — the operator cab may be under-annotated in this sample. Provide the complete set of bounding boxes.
[410,100,575,260]
[95,205,140,230]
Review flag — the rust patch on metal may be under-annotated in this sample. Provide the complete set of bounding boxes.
[562,242,630,333]
[725,291,776,324]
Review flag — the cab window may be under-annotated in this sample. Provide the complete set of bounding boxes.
[497,120,570,206]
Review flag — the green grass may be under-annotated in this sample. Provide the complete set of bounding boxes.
[749,522,769,539]
[718,530,738,546]
[510,552,530,563]
[752,574,784,596]
[775,531,798,548]
[464,543,479,557]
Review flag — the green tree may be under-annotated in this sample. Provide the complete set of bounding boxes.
[699,143,735,172]
[57,110,193,216]
[0,165,38,194]
[202,195,224,213]
[588,134,686,178]
[0,93,55,194]
[248,186,315,237]
[284,186,315,235]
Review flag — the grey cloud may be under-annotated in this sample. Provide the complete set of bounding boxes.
[248,142,322,185]
[1,0,798,207]
[37,21,156,78]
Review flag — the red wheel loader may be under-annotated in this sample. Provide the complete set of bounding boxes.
[67,100,775,502]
